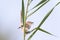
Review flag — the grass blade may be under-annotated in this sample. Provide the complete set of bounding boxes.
[27,29,37,40]
[38,28,54,36]
[22,0,25,24]
[26,0,33,19]
[27,0,49,17]
[22,0,26,40]
[38,2,60,28]
[30,0,47,11]
[28,0,33,6]
[27,2,60,40]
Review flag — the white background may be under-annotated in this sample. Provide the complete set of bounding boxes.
[0,0,60,40]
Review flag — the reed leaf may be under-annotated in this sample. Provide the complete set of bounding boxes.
[30,0,47,11]
[27,29,37,40]
[27,2,60,40]
[37,2,60,28]
[38,28,54,35]
[22,0,25,24]
[28,0,33,6]
[22,0,26,40]
[27,0,49,17]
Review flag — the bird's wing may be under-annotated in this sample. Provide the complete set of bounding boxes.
[26,21,33,26]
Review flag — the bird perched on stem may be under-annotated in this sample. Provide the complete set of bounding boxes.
[18,11,33,34]
[18,21,33,34]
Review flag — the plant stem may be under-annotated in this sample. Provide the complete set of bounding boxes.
[22,0,25,40]
[24,0,30,40]
[26,0,29,20]
[24,15,26,40]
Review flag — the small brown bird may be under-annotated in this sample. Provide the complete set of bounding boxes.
[18,11,33,34]
[18,21,33,34]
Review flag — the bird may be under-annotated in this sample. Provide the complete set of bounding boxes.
[18,21,33,34]
[18,11,33,34]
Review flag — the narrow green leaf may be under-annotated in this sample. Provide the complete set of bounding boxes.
[22,0,25,25]
[26,0,33,20]
[27,29,37,40]
[38,28,54,35]
[30,0,47,10]
[28,0,33,6]
[27,2,60,40]
[30,28,36,32]
[22,0,26,40]
[38,2,60,28]
[27,0,49,17]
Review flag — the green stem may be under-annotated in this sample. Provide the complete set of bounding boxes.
[30,28,36,32]
[22,0,25,40]
[24,18,26,40]
[27,2,60,40]
[26,0,29,20]
[24,0,30,40]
